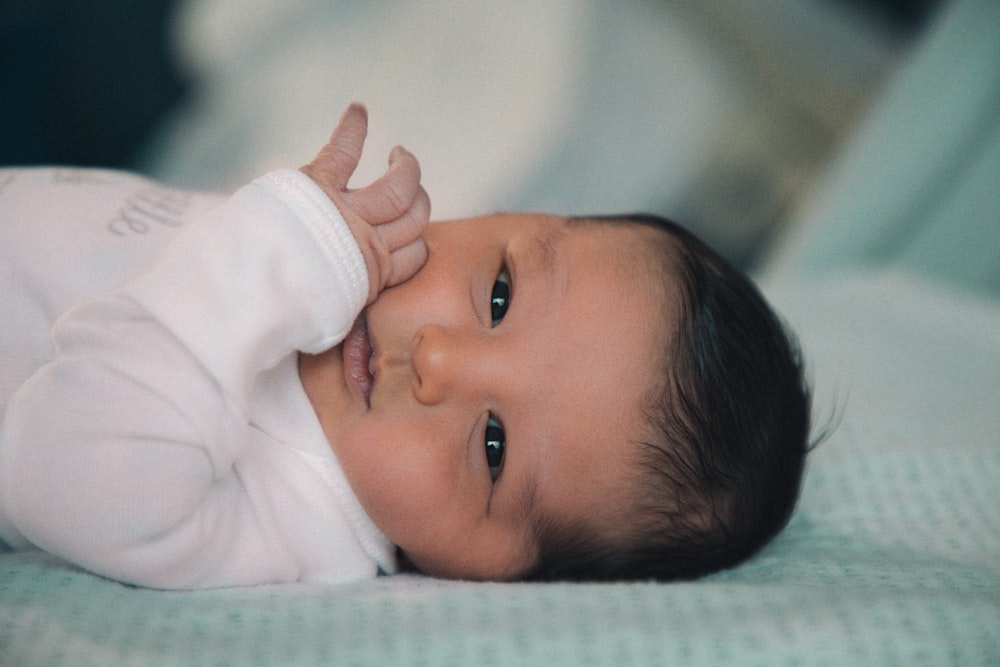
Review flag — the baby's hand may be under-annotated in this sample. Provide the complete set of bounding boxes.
[301,104,430,304]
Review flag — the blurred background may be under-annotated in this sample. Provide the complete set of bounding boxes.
[1,0,941,269]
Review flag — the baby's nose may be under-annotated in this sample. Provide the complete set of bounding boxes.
[411,323,461,405]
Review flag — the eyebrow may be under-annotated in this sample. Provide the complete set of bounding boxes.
[517,467,541,539]
[516,225,567,303]
[491,442,541,557]
[488,437,539,529]
[540,226,564,276]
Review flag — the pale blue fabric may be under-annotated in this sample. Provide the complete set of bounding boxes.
[761,0,1000,298]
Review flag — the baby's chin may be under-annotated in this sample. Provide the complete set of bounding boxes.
[398,547,534,582]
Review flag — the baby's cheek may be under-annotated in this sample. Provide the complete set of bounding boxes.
[340,423,441,533]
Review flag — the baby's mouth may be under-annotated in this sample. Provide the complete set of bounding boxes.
[343,312,375,408]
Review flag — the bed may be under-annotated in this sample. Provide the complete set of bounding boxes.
[1,0,997,664]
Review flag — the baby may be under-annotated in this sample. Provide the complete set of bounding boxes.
[0,105,811,587]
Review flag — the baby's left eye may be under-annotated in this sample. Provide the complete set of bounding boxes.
[491,268,511,327]
[485,414,506,482]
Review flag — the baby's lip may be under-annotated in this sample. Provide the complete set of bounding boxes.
[343,312,375,408]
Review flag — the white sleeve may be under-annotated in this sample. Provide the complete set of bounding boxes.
[0,170,368,587]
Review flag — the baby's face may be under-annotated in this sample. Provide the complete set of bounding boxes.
[300,214,670,579]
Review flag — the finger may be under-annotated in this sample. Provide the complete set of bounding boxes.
[373,185,430,252]
[347,145,422,224]
[385,238,428,288]
[302,103,368,191]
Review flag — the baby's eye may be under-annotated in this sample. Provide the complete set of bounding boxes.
[490,268,511,327]
[485,414,506,482]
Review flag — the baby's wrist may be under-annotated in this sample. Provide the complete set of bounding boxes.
[257,169,370,323]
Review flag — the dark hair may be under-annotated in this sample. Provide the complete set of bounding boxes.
[526,213,812,581]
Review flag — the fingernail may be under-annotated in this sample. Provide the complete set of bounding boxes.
[344,102,367,121]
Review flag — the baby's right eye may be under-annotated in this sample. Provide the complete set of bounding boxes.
[490,268,511,327]
[485,414,506,482]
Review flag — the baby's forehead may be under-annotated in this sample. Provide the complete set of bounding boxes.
[566,216,678,271]
[524,419,653,553]
[516,233,671,508]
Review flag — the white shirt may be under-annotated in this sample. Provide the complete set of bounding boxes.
[0,168,395,588]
